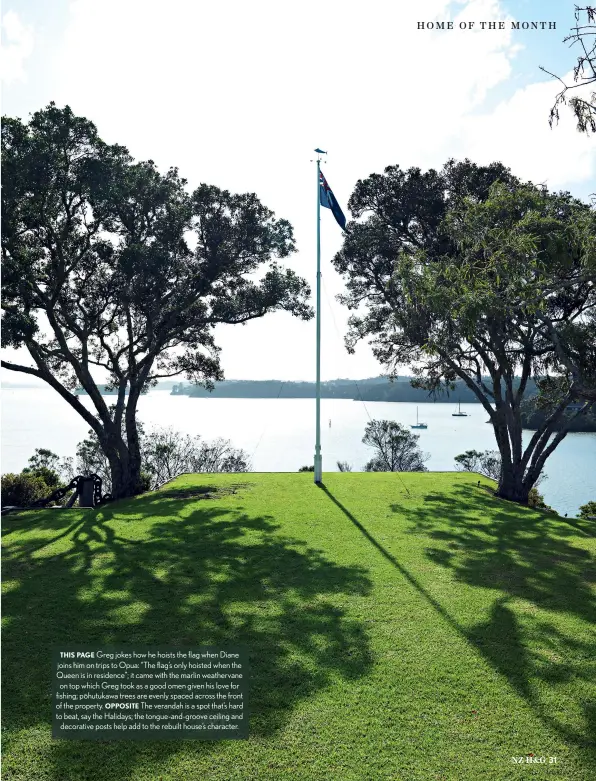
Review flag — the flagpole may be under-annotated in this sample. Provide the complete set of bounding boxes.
[314,149,324,485]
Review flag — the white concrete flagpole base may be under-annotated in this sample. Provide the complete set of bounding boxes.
[314,453,322,484]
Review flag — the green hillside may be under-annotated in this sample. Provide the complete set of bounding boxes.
[2,473,595,780]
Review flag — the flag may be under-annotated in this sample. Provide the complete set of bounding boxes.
[319,170,346,230]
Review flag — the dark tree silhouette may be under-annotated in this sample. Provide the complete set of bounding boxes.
[2,104,312,498]
[333,160,595,505]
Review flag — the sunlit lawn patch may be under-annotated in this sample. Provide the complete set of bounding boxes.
[2,472,595,780]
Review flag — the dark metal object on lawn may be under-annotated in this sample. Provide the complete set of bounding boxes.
[28,474,112,510]
[78,476,96,508]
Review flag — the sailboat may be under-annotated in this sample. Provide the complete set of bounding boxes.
[452,400,468,417]
[411,407,428,429]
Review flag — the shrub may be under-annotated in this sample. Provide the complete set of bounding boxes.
[22,465,62,489]
[143,429,251,488]
[454,450,501,481]
[298,465,314,472]
[455,449,547,492]
[528,487,557,514]
[139,472,152,493]
[578,501,596,520]
[21,448,72,487]
[1,472,52,507]
[75,425,251,493]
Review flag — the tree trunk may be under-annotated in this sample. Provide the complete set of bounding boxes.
[86,377,147,501]
[496,462,531,504]
[107,450,142,499]
[109,463,142,499]
[124,383,144,496]
[492,403,565,506]
[492,412,534,505]
[103,431,141,500]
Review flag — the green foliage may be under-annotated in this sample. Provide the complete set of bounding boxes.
[527,487,557,514]
[75,425,250,492]
[24,448,60,474]
[141,427,250,487]
[578,500,596,519]
[138,472,152,493]
[362,420,428,472]
[21,448,64,490]
[1,472,52,507]
[520,395,596,432]
[441,182,596,405]
[22,466,61,490]
[455,450,501,483]
[334,158,595,503]
[454,450,502,481]
[1,448,73,508]
[75,431,112,489]
[455,449,547,504]
[1,103,311,498]
[298,465,315,472]
[179,375,540,403]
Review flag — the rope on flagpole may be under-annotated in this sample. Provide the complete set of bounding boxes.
[320,277,373,422]
[249,380,287,462]
[320,275,412,497]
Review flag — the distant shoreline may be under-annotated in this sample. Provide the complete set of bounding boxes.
[169,377,516,404]
[5,381,594,433]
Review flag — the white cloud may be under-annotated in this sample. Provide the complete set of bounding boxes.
[1,10,33,85]
[456,74,595,191]
[3,0,594,381]
[53,0,522,185]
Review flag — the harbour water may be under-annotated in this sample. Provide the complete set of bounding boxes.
[1,388,594,517]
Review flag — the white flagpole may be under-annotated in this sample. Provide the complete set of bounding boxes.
[314,149,325,484]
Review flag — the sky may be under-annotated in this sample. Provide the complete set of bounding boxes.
[2,0,595,383]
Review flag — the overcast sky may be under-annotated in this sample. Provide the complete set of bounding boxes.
[2,0,595,383]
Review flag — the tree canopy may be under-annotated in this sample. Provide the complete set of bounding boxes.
[333,159,595,504]
[362,420,428,472]
[1,103,312,497]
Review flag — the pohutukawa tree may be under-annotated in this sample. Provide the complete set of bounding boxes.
[333,159,595,505]
[1,104,312,498]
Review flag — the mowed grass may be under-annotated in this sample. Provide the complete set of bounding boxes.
[2,472,596,781]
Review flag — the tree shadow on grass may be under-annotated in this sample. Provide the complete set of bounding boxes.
[141,482,256,503]
[321,482,596,771]
[402,483,596,624]
[1,509,96,561]
[2,487,373,781]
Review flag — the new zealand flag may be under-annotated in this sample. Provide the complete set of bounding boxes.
[319,170,346,230]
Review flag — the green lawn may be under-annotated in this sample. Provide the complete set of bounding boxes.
[2,472,595,781]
